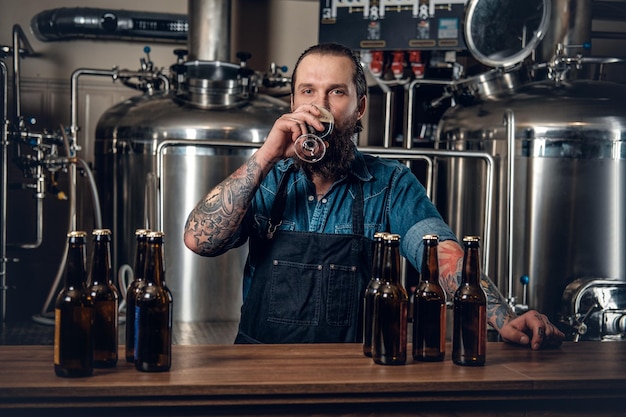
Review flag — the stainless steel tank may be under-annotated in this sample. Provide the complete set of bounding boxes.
[94,0,288,322]
[436,0,626,323]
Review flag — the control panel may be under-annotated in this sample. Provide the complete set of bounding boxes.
[318,0,469,51]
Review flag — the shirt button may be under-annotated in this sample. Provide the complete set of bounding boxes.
[321,198,327,204]
[308,195,315,202]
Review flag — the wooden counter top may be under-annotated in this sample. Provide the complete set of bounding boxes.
[1,342,625,416]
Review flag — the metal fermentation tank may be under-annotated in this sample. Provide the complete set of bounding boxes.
[436,0,626,333]
[94,0,287,322]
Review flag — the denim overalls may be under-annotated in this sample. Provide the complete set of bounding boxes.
[235,169,373,343]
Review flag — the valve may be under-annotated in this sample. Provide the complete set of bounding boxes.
[391,51,406,80]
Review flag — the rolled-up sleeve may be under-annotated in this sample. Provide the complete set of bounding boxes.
[402,217,458,273]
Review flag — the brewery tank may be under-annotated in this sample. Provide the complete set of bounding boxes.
[436,0,626,324]
[94,0,288,322]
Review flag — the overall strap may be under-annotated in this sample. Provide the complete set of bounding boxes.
[351,180,364,236]
[267,166,293,239]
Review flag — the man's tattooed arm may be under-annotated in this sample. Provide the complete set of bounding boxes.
[183,153,267,256]
[437,240,517,331]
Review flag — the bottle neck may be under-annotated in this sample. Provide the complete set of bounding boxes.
[66,241,87,289]
[134,238,148,281]
[371,237,384,281]
[382,241,401,285]
[461,246,481,285]
[421,241,439,283]
[144,241,165,287]
[91,240,112,285]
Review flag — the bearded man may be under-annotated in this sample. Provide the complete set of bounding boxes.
[183,43,564,348]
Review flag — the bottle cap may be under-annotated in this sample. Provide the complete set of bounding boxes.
[384,233,401,242]
[135,228,151,237]
[422,234,439,241]
[147,231,165,239]
[92,229,112,236]
[462,235,480,243]
[374,231,388,240]
[67,230,87,238]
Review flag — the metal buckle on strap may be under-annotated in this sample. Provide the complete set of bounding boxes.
[266,220,282,239]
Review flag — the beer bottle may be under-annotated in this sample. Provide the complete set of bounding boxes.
[125,228,150,363]
[452,236,487,366]
[88,229,119,368]
[413,234,446,361]
[363,232,387,357]
[54,231,94,377]
[135,231,173,372]
[372,233,408,365]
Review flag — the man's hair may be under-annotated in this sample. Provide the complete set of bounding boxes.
[290,43,367,102]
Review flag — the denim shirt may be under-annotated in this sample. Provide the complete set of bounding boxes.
[222,150,458,298]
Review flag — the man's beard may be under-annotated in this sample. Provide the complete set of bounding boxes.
[293,110,358,180]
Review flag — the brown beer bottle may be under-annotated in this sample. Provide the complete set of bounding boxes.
[363,231,387,357]
[412,234,446,361]
[88,229,119,368]
[54,231,94,377]
[372,233,408,365]
[135,231,173,372]
[452,236,487,366]
[125,228,150,363]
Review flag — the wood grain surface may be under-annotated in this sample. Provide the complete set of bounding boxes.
[0,342,625,416]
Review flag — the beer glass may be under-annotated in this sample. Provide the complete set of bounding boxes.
[293,106,334,163]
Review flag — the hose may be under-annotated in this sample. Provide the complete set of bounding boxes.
[31,127,103,325]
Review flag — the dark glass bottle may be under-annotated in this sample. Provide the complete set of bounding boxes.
[452,236,487,366]
[54,231,94,377]
[412,234,446,361]
[88,229,119,368]
[372,233,408,365]
[125,228,150,363]
[363,231,387,357]
[135,231,173,372]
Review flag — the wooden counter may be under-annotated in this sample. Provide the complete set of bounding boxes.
[1,342,625,416]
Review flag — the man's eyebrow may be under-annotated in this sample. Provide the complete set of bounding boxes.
[296,83,349,90]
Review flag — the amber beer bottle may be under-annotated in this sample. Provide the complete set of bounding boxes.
[452,236,487,366]
[363,232,387,357]
[125,228,150,363]
[88,229,119,368]
[372,233,408,365]
[54,231,94,377]
[135,231,173,372]
[413,234,446,361]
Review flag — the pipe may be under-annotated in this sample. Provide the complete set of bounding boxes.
[1,60,8,323]
[11,25,34,121]
[504,109,516,304]
[405,78,454,150]
[35,67,123,322]
[187,0,231,62]
[152,139,494,273]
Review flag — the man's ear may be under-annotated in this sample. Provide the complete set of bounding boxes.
[357,95,367,120]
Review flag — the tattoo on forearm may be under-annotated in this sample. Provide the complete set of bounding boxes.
[481,275,517,330]
[184,153,264,255]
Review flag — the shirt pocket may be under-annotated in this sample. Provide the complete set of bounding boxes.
[268,260,322,325]
[253,215,296,239]
[326,263,358,327]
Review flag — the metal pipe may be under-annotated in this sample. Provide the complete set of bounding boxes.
[504,109,515,303]
[70,68,117,230]
[1,60,8,323]
[405,78,454,149]
[187,0,231,62]
[11,25,34,121]
[153,140,494,272]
